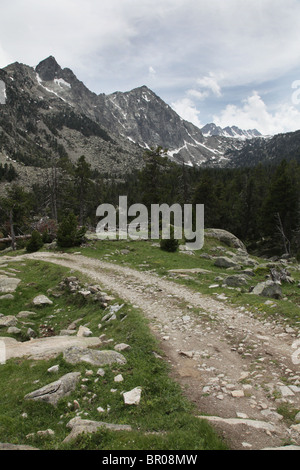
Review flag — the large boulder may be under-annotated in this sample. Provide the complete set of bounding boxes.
[206,229,247,252]
[251,281,282,299]
[24,372,81,406]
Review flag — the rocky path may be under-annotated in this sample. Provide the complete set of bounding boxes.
[19,252,300,450]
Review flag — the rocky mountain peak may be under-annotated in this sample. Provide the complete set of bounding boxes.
[35,56,62,81]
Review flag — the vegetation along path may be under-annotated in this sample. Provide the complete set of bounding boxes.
[18,251,300,450]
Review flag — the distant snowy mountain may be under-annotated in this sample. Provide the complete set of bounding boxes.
[201,123,262,140]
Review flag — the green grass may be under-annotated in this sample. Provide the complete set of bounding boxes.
[0,258,227,450]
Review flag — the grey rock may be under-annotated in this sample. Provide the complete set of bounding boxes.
[0,443,39,450]
[251,280,283,299]
[17,311,37,318]
[0,276,21,293]
[0,315,18,328]
[123,387,142,405]
[206,229,247,251]
[214,257,239,269]
[25,372,81,406]
[77,326,93,337]
[114,343,131,352]
[27,328,36,338]
[0,294,14,300]
[224,275,248,287]
[63,417,132,443]
[7,327,21,335]
[63,346,127,366]
[32,295,53,306]
[47,365,59,374]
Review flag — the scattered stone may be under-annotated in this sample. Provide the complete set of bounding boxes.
[0,294,14,300]
[0,443,39,450]
[0,276,21,293]
[63,346,127,367]
[36,429,55,438]
[27,328,36,338]
[97,368,105,377]
[114,374,124,383]
[123,387,142,405]
[24,372,81,406]
[7,327,21,335]
[179,350,194,358]
[0,316,18,328]
[32,295,53,306]
[77,326,93,337]
[47,365,59,374]
[279,386,295,397]
[17,311,37,319]
[114,343,131,352]
[63,417,132,443]
[231,390,245,398]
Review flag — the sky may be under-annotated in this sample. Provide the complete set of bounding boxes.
[1,0,300,135]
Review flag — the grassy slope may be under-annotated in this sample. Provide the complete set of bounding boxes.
[0,257,227,450]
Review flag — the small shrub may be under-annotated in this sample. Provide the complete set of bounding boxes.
[57,212,86,248]
[26,230,44,253]
[160,227,179,253]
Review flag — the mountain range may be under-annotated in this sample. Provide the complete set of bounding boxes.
[0,55,300,184]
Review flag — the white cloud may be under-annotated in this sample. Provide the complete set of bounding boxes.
[214,91,300,135]
[187,89,209,101]
[197,73,222,97]
[171,97,203,127]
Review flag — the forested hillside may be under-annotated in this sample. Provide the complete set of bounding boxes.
[0,146,299,258]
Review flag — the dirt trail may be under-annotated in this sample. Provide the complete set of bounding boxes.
[20,252,300,450]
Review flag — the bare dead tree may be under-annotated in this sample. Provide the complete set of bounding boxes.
[275,212,291,256]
